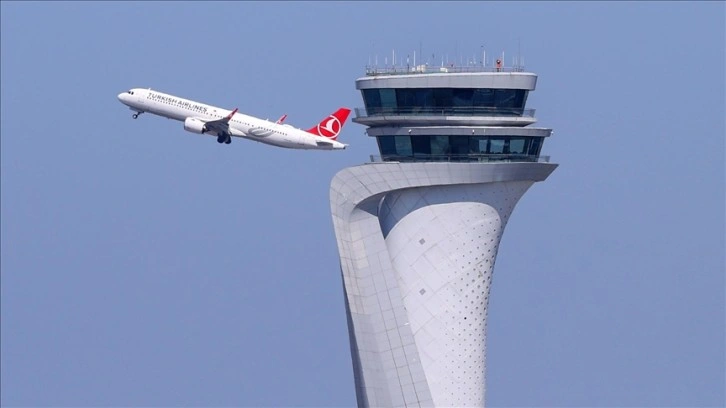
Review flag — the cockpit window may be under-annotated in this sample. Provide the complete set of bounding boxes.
[127,90,134,95]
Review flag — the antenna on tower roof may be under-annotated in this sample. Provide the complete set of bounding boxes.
[518,37,521,70]
[370,41,375,68]
[419,40,423,66]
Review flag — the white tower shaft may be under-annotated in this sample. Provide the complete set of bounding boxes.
[331,162,556,407]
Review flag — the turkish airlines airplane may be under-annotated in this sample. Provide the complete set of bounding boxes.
[117,88,350,150]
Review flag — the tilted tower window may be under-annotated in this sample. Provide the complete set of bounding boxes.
[376,135,544,162]
[362,88,528,116]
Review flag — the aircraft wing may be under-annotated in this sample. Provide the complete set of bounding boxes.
[203,108,238,134]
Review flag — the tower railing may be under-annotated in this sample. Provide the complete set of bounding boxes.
[355,106,536,118]
[365,65,527,76]
[369,154,550,163]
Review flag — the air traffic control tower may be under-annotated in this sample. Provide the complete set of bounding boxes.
[329,59,557,407]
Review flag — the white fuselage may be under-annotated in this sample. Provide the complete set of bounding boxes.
[117,88,346,150]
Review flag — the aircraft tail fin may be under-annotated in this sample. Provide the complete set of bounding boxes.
[306,108,351,140]
[224,108,238,121]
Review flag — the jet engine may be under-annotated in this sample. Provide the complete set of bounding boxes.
[184,117,207,134]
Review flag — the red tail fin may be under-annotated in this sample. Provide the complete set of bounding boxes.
[224,108,238,121]
[306,108,351,140]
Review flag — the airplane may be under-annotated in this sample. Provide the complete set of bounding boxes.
[117,88,350,150]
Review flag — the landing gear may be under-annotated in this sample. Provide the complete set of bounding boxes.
[132,112,143,119]
[217,133,231,144]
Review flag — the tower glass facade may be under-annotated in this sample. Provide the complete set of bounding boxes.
[361,88,529,116]
[376,134,544,162]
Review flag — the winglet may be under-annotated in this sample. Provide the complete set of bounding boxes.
[276,114,287,124]
[224,108,238,121]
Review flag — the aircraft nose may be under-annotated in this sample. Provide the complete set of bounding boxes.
[117,92,126,103]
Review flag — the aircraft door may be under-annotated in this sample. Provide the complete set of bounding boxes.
[136,90,147,107]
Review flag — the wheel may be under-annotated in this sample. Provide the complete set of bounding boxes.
[225,136,231,144]
[217,136,224,143]
[132,113,138,119]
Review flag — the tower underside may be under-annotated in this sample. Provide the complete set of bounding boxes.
[331,162,556,407]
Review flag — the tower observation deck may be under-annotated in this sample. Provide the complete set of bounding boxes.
[330,59,557,407]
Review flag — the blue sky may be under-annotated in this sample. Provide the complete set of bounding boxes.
[1,1,723,406]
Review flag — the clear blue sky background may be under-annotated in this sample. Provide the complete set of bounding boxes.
[2,1,723,407]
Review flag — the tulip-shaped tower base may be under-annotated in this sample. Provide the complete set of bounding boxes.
[331,162,555,407]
